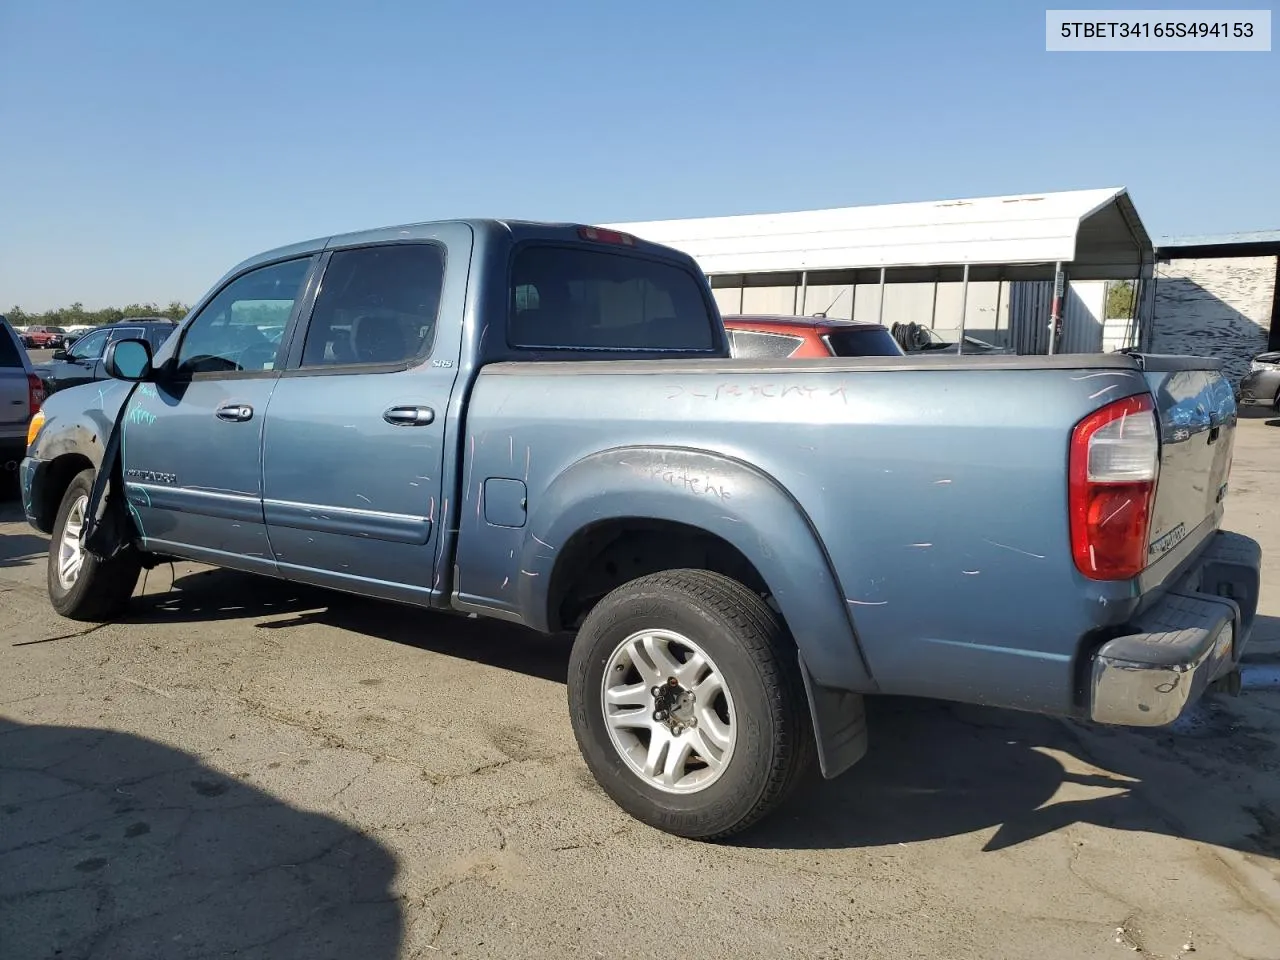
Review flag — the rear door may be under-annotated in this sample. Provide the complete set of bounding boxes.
[45,327,111,394]
[260,225,468,603]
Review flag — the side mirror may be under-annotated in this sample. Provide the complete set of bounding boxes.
[104,338,154,382]
[51,349,68,361]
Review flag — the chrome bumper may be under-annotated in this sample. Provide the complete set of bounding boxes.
[1090,531,1261,727]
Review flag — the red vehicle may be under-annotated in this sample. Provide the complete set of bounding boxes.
[721,314,905,359]
[21,325,68,349]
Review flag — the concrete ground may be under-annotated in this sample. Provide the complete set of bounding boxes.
[2,417,1279,960]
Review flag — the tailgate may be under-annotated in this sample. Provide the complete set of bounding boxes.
[0,372,30,428]
[0,324,31,428]
[1140,355,1237,567]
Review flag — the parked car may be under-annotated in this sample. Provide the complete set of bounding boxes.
[1237,351,1280,412]
[891,321,1012,355]
[0,315,45,475]
[40,319,178,396]
[61,324,97,347]
[21,219,1260,841]
[723,314,904,358]
[21,325,68,349]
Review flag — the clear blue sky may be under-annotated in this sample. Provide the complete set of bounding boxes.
[2,0,1277,311]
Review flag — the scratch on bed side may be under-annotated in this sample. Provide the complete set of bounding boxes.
[984,538,1046,560]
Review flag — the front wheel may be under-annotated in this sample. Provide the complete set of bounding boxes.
[567,569,814,840]
[47,468,141,621]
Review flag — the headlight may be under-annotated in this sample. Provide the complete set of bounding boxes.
[1250,359,1274,373]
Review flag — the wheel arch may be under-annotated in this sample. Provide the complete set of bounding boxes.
[520,445,877,698]
[30,451,97,533]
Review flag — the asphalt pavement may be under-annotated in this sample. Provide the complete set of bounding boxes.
[2,415,1279,960]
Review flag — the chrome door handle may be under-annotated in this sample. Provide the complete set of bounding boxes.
[216,403,254,423]
[383,405,435,426]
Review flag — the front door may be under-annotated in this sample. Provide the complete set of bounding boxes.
[121,256,315,569]
[46,327,110,395]
[261,232,465,603]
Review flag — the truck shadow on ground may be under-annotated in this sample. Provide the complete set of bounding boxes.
[125,567,1280,864]
[0,532,46,569]
[0,717,402,960]
[125,566,571,684]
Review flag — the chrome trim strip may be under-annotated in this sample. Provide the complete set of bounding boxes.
[263,497,432,544]
[126,483,262,523]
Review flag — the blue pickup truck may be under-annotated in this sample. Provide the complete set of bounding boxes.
[20,219,1261,839]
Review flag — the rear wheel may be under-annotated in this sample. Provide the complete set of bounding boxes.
[47,468,141,621]
[567,569,814,840]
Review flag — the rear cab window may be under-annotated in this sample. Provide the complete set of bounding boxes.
[508,244,718,353]
[824,327,905,358]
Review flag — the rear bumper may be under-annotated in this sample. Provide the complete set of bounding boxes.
[1090,530,1261,726]
[1,434,27,480]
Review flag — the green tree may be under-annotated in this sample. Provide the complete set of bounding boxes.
[1106,281,1136,319]
[6,302,192,327]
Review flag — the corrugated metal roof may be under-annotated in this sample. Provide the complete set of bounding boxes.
[605,187,1149,275]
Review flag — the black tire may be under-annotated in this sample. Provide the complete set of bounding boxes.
[47,468,141,621]
[567,569,815,840]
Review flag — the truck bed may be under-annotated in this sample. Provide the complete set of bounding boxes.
[452,351,1232,717]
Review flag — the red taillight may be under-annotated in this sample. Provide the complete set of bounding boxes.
[578,226,637,246]
[27,374,44,416]
[1069,393,1159,580]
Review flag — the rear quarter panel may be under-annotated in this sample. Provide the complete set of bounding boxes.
[456,357,1158,715]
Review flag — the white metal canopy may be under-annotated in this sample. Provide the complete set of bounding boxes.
[605,187,1152,281]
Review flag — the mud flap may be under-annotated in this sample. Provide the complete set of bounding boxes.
[82,382,142,561]
[799,653,869,779]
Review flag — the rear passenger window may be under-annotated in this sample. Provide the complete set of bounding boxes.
[728,330,805,359]
[149,326,176,349]
[301,244,445,368]
[508,246,716,351]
